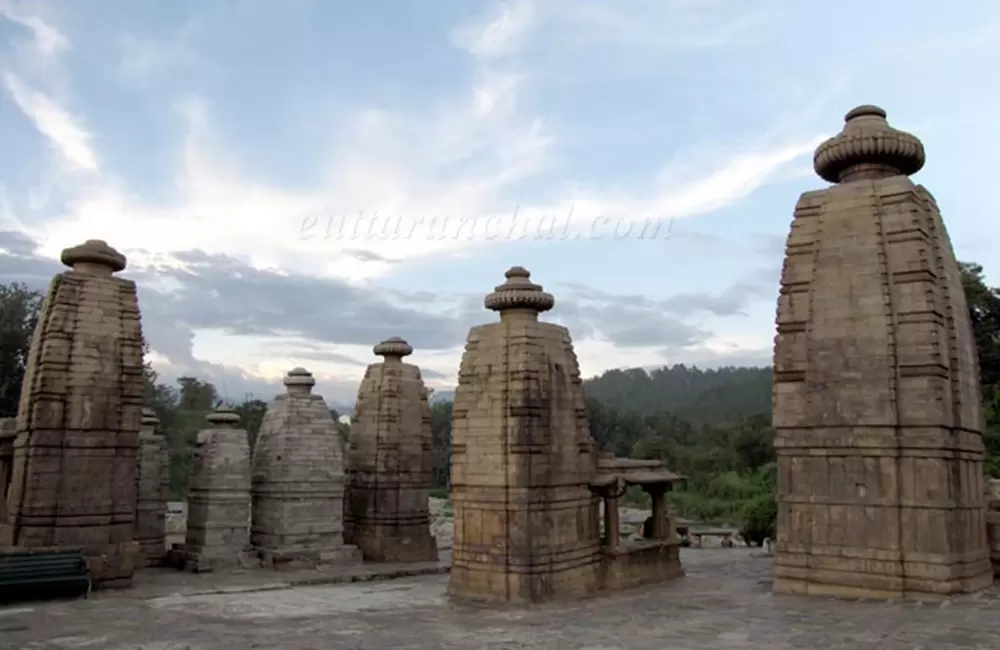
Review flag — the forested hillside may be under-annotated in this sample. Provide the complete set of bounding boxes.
[583,365,771,426]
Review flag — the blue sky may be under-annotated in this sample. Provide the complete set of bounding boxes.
[1,0,999,405]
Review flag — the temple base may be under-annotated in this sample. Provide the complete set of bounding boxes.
[256,544,362,570]
[348,528,438,564]
[599,540,684,592]
[165,543,255,573]
[773,555,994,600]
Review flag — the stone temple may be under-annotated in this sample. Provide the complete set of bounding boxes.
[251,367,360,568]
[0,240,145,588]
[168,407,252,572]
[448,267,602,603]
[135,408,168,567]
[344,338,437,563]
[772,105,993,598]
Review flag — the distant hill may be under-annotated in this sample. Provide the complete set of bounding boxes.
[430,390,455,404]
[424,364,772,426]
[583,364,772,426]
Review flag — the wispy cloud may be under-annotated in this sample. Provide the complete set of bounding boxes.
[450,0,537,60]
[2,72,99,172]
[0,0,69,59]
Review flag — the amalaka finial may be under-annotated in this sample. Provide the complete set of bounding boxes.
[206,406,241,426]
[813,104,925,184]
[374,336,413,359]
[60,239,127,274]
[484,266,555,314]
[284,367,316,393]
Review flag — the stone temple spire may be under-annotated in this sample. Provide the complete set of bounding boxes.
[1,237,144,588]
[772,104,992,599]
[251,367,359,568]
[344,338,438,563]
[450,266,598,603]
[484,266,555,318]
[813,105,926,184]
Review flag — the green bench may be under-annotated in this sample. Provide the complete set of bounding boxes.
[0,549,91,604]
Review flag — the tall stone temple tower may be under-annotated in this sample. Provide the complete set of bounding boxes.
[448,267,600,603]
[1,240,145,587]
[772,105,993,598]
[344,339,437,563]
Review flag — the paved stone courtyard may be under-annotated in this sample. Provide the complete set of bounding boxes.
[1,549,998,649]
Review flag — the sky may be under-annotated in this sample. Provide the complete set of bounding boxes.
[1,0,999,408]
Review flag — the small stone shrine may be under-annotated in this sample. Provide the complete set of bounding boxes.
[772,105,993,599]
[167,407,252,572]
[136,408,168,567]
[0,239,144,588]
[251,367,360,568]
[344,338,437,563]
[449,267,602,603]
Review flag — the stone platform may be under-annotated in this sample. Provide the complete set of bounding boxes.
[1,549,997,649]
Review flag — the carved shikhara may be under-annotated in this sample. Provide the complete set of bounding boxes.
[772,106,992,599]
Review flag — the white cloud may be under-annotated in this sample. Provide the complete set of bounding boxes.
[0,0,818,388]
[2,72,99,173]
[0,1,69,59]
[451,0,537,60]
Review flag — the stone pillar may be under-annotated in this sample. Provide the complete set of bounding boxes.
[772,106,992,599]
[344,339,438,563]
[136,408,168,567]
[251,368,360,568]
[649,487,667,540]
[0,240,144,588]
[167,407,252,572]
[448,267,601,604]
[604,495,620,549]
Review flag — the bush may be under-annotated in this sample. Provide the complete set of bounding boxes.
[429,487,450,500]
[739,492,777,546]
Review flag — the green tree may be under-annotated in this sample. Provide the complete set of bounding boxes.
[0,282,42,417]
[165,376,220,498]
[430,401,452,488]
[234,397,269,452]
[959,262,1000,400]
